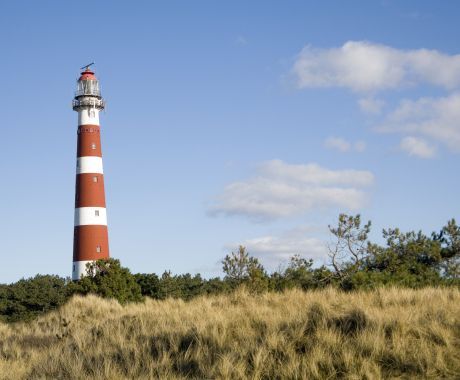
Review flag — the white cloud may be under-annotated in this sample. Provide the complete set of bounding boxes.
[358,97,385,114]
[324,137,351,152]
[400,136,436,158]
[354,140,367,152]
[258,160,373,186]
[292,41,460,92]
[378,93,460,152]
[209,160,373,221]
[324,137,367,153]
[225,226,329,269]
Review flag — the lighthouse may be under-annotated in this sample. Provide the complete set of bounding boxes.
[72,65,109,280]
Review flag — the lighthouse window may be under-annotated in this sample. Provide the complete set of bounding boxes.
[93,176,98,183]
[96,245,101,253]
[95,210,99,217]
[91,143,97,150]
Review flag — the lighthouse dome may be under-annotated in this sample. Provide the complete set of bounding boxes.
[75,68,101,98]
[78,69,97,81]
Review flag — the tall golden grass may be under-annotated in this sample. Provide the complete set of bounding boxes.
[0,287,459,379]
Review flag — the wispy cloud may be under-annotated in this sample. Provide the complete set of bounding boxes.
[324,137,367,153]
[378,93,460,152]
[291,41,460,156]
[358,97,385,114]
[224,225,329,269]
[209,160,373,221]
[400,136,436,158]
[292,41,460,92]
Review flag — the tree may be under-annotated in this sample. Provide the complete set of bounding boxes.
[134,273,161,298]
[282,254,315,289]
[69,259,143,304]
[176,273,206,300]
[434,219,460,279]
[328,214,371,279]
[222,246,268,291]
[0,275,69,322]
[222,246,263,281]
[201,277,231,295]
[350,227,443,289]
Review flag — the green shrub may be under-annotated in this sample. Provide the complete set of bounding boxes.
[69,259,143,304]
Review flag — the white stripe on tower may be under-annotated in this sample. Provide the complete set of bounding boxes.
[76,156,104,174]
[78,108,100,125]
[74,207,108,226]
[73,260,93,279]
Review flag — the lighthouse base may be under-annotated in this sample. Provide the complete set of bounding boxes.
[72,260,93,281]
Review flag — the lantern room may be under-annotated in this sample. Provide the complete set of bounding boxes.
[75,68,101,98]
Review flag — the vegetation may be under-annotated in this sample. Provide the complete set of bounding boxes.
[0,288,459,379]
[0,275,69,323]
[1,215,459,323]
[68,259,143,304]
[0,215,458,378]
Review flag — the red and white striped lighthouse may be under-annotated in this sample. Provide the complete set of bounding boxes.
[72,65,109,280]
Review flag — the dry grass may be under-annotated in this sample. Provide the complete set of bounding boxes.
[0,287,459,379]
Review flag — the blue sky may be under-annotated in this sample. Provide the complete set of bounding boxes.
[1,1,459,282]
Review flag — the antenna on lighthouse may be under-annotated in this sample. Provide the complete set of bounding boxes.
[80,62,95,71]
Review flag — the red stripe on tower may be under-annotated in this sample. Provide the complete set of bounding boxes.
[72,65,109,280]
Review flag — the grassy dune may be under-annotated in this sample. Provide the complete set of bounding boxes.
[0,288,459,379]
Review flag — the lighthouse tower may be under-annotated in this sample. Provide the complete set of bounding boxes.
[72,65,109,280]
